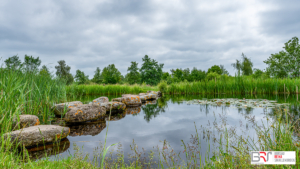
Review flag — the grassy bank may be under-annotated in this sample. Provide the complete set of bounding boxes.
[66,76,300,95]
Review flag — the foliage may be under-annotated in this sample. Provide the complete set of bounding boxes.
[126,61,140,84]
[23,55,42,73]
[55,60,74,85]
[252,68,264,79]
[91,67,103,84]
[206,72,221,80]
[232,53,253,75]
[264,36,300,78]
[190,67,206,81]
[4,55,22,70]
[207,65,222,75]
[102,64,122,84]
[39,65,51,77]
[158,80,167,94]
[75,69,89,85]
[140,55,164,85]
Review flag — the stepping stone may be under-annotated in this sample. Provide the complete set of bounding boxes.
[12,115,40,130]
[52,101,83,116]
[139,95,146,102]
[92,97,109,105]
[125,107,141,115]
[139,93,146,96]
[100,102,126,112]
[112,98,122,102]
[3,125,70,147]
[65,104,106,123]
[121,95,142,107]
[145,93,157,100]
[69,120,106,137]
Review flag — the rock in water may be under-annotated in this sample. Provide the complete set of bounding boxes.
[121,95,142,107]
[52,101,83,116]
[92,97,109,105]
[145,93,157,100]
[3,125,70,147]
[139,95,146,102]
[12,115,40,130]
[100,102,126,112]
[65,104,106,123]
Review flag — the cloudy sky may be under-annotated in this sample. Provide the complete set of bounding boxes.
[0,0,299,77]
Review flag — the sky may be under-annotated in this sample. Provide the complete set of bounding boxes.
[0,0,299,77]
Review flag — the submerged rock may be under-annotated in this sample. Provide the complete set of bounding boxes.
[52,101,83,116]
[3,125,70,147]
[92,97,109,105]
[12,115,40,130]
[125,107,141,115]
[121,95,142,107]
[100,102,126,112]
[69,120,106,136]
[65,104,106,123]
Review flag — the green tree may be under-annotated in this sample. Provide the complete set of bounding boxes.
[92,67,103,84]
[75,69,89,84]
[170,68,184,81]
[39,65,51,77]
[23,55,41,73]
[162,72,170,81]
[206,72,221,80]
[207,65,222,75]
[190,67,206,81]
[55,60,74,85]
[4,55,22,70]
[140,55,164,85]
[127,61,140,84]
[102,64,121,84]
[264,37,300,78]
[232,53,253,75]
[252,68,264,79]
[182,68,191,81]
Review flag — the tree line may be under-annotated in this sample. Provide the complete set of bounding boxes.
[3,36,299,85]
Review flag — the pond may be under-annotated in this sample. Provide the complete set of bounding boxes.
[28,94,300,165]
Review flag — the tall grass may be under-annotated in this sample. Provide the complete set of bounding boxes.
[66,83,158,96]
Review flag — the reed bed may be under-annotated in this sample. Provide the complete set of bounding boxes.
[66,84,158,96]
[164,77,300,95]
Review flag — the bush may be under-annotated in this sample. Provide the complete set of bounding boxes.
[158,80,167,94]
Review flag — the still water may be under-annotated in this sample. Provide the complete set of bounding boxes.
[32,94,300,164]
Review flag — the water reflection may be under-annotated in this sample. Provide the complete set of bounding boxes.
[26,138,70,161]
[125,107,141,115]
[68,120,106,137]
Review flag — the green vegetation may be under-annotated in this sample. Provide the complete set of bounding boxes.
[126,61,140,85]
[140,55,164,85]
[55,60,74,85]
[102,64,122,84]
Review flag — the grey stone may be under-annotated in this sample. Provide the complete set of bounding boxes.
[52,101,83,116]
[121,95,142,107]
[112,98,122,102]
[100,102,126,112]
[12,115,40,130]
[92,97,109,105]
[3,125,70,147]
[65,104,106,123]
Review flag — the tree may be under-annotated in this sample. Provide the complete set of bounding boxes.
[23,55,41,73]
[92,67,102,84]
[252,68,264,79]
[182,68,191,81]
[39,65,51,77]
[162,72,170,81]
[55,60,74,85]
[206,72,221,80]
[190,67,206,81]
[75,69,89,84]
[220,65,229,75]
[140,55,164,85]
[207,65,222,75]
[264,37,300,78]
[232,53,253,75]
[102,64,121,84]
[127,61,140,84]
[170,68,184,81]
[4,55,22,70]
